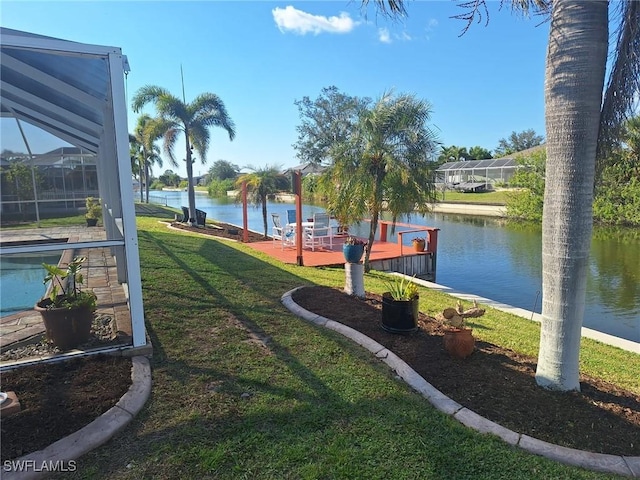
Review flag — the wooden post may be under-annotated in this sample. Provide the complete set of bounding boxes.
[379,221,388,243]
[427,228,440,282]
[242,181,249,243]
[294,170,303,266]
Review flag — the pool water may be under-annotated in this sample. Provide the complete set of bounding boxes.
[0,252,62,317]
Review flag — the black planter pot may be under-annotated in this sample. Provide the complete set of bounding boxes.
[34,297,94,350]
[381,293,419,333]
[86,218,98,227]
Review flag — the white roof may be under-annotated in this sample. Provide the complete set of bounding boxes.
[0,27,130,153]
[0,28,146,349]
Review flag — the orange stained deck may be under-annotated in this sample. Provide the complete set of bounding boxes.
[246,233,434,267]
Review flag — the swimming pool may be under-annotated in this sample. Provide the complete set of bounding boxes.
[0,251,62,317]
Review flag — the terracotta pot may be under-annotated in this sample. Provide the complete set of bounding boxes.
[35,298,94,350]
[381,293,419,333]
[443,328,475,359]
[413,240,425,252]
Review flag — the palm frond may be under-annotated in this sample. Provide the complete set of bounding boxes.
[188,123,210,163]
[162,128,180,166]
[131,85,170,113]
[597,0,640,170]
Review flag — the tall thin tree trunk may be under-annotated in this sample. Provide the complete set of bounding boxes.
[185,136,197,225]
[364,176,384,273]
[535,0,608,391]
[145,162,150,203]
[261,196,268,238]
[139,165,144,203]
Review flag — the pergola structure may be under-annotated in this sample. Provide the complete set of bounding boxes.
[0,28,146,349]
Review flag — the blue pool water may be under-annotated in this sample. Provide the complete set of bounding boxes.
[0,252,62,317]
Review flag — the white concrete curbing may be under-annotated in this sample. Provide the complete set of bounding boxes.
[3,356,151,480]
[518,435,633,477]
[114,356,153,416]
[625,457,640,477]
[454,408,520,446]
[326,320,384,353]
[281,287,639,477]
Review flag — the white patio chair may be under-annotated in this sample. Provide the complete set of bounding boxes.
[272,213,295,249]
[286,209,297,225]
[304,212,333,251]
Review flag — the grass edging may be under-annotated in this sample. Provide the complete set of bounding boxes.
[281,287,639,478]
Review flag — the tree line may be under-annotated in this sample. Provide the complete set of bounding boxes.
[125,0,639,395]
[507,116,640,226]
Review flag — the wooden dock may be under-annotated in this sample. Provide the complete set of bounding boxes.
[245,222,439,281]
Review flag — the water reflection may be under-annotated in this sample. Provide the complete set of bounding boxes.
[150,191,639,342]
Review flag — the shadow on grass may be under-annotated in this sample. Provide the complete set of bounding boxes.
[48,224,635,479]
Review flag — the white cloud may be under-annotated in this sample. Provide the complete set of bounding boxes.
[378,27,391,44]
[272,6,359,35]
[378,27,411,44]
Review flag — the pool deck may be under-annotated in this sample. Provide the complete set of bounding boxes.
[0,226,135,365]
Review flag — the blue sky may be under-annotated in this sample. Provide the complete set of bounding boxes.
[1,1,549,178]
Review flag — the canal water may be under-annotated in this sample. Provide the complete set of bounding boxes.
[150,190,639,343]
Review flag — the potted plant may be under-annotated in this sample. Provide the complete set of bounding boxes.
[381,276,419,333]
[412,237,426,252]
[342,236,367,263]
[85,197,102,227]
[34,256,97,350]
[437,300,485,359]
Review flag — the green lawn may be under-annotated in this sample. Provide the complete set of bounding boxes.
[438,190,510,204]
[57,207,636,479]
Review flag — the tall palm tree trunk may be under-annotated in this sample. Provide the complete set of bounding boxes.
[535,0,608,391]
[261,195,268,238]
[185,138,197,225]
[363,175,385,273]
[139,153,145,203]
[144,162,151,203]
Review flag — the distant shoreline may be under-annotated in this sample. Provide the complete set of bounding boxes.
[430,202,506,217]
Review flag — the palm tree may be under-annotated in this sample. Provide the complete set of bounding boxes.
[320,91,439,272]
[129,136,144,202]
[236,165,288,238]
[438,145,469,163]
[131,86,236,224]
[367,0,639,391]
[129,114,167,203]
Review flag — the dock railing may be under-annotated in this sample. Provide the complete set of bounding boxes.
[376,221,440,281]
[377,221,439,256]
[397,228,439,257]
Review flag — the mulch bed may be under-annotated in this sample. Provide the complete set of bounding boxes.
[1,355,132,460]
[292,286,640,457]
[2,223,637,462]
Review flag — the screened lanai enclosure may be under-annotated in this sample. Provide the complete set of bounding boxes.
[1,147,99,219]
[0,28,147,364]
[435,158,519,191]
